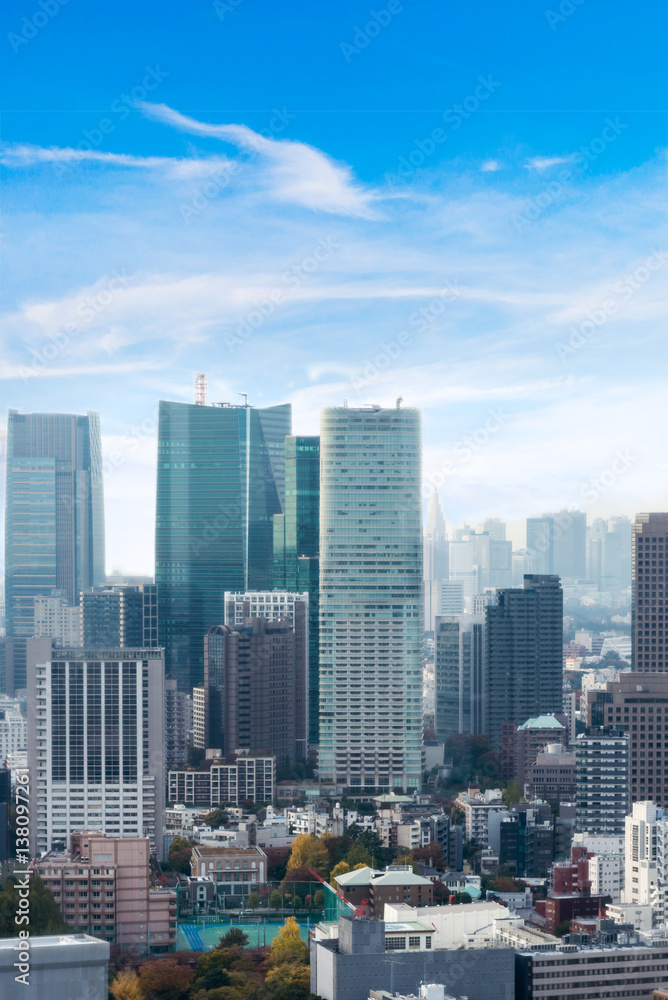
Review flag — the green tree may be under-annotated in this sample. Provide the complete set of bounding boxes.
[218,928,248,948]
[167,836,194,875]
[269,889,283,909]
[268,916,308,967]
[450,891,472,905]
[0,876,68,937]
[345,842,372,868]
[110,970,145,1000]
[555,920,572,937]
[286,834,330,878]
[203,808,229,830]
[502,779,522,807]
[313,889,325,908]
[137,957,193,999]
[246,891,261,910]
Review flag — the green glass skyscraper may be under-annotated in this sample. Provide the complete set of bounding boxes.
[318,404,423,791]
[273,435,320,746]
[155,399,291,691]
[4,409,105,691]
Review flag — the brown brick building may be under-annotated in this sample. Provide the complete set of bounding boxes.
[334,865,433,915]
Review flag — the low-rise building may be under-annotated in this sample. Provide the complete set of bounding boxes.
[335,866,434,914]
[31,831,176,952]
[516,942,668,1000]
[455,788,507,846]
[190,845,267,896]
[0,933,109,1000]
[168,753,275,806]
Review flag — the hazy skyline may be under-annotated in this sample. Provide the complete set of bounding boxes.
[2,0,667,574]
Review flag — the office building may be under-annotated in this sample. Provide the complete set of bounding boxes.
[498,803,555,877]
[527,742,576,803]
[587,518,624,596]
[485,576,563,748]
[26,637,165,857]
[455,788,507,847]
[192,686,206,750]
[575,728,629,836]
[318,404,423,791]
[273,435,320,745]
[424,492,449,632]
[621,801,668,922]
[0,934,109,1000]
[434,614,484,743]
[586,673,668,808]
[33,592,82,645]
[526,511,586,580]
[501,714,568,785]
[633,513,668,672]
[81,584,158,648]
[4,410,105,692]
[0,698,26,761]
[608,514,632,587]
[155,399,291,691]
[515,942,668,1000]
[164,678,192,769]
[203,620,297,763]
[32,831,176,951]
[225,590,308,757]
[168,753,275,806]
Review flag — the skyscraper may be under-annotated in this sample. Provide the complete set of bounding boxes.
[81,584,158,648]
[272,435,320,746]
[155,399,291,690]
[423,491,448,632]
[27,636,165,857]
[4,410,105,692]
[575,728,629,837]
[633,513,668,672]
[318,403,423,791]
[484,575,563,748]
[526,511,586,580]
[434,613,484,743]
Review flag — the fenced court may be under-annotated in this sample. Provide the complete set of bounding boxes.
[177,917,311,951]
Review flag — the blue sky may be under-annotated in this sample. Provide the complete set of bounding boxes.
[2,0,668,574]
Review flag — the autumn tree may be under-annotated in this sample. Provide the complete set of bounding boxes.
[264,962,312,1000]
[167,836,194,875]
[110,969,145,1000]
[137,957,193,1000]
[502,779,522,807]
[285,834,330,878]
[412,842,445,871]
[268,916,308,967]
[329,860,350,886]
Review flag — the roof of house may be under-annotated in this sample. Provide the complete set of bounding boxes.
[335,866,382,886]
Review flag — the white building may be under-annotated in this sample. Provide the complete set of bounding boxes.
[192,686,206,749]
[27,637,165,858]
[456,788,506,846]
[0,697,26,761]
[621,800,668,924]
[33,592,82,645]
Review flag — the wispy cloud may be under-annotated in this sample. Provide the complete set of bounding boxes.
[0,143,231,179]
[481,159,502,172]
[524,154,576,170]
[138,102,383,218]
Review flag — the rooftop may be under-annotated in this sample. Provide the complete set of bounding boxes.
[191,845,266,857]
[518,715,565,731]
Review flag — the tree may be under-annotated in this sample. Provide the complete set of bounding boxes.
[137,957,193,999]
[264,962,312,1000]
[329,861,351,886]
[286,834,330,878]
[345,842,372,868]
[450,891,472,905]
[268,916,308,967]
[218,928,248,948]
[502,779,522,807]
[555,920,572,938]
[203,808,229,830]
[313,889,325,908]
[269,889,283,910]
[247,891,261,910]
[395,853,418,874]
[412,842,445,871]
[110,970,145,1000]
[168,836,194,875]
[0,877,68,937]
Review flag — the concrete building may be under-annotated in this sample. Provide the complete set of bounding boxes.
[516,942,668,1000]
[334,865,434,914]
[192,686,206,749]
[621,800,668,924]
[203,620,298,764]
[455,788,507,847]
[527,743,576,803]
[32,831,176,951]
[424,492,449,633]
[225,590,309,757]
[81,584,158,649]
[485,577,564,749]
[434,614,484,743]
[0,698,26,762]
[502,714,568,785]
[318,404,423,791]
[190,845,267,897]
[310,914,514,1000]
[164,677,192,769]
[27,637,165,857]
[633,513,668,672]
[33,592,82,645]
[168,753,275,806]
[0,933,109,1000]
[575,728,629,836]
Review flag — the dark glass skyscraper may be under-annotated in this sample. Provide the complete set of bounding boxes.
[155,400,291,691]
[273,435,320,745]
[4,410,105,691]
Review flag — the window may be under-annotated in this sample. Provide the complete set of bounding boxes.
[408,936,421,947]
[386,937,406,950]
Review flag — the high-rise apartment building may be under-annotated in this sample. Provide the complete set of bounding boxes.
[318,404,423,791]
[273,435,320,745]
[575,728,629,837]
[225,591,308,757]
[434,614,484,743]
[633,513,668,672]
[424,492,448,632]
[4,410,105,691]
[81,584,158,648]
[27,637,165,857]
[203,620,297,764]
[33,592,82,645]
[164,678,192,769]
[484,575,563,748]
[155,399,291,691]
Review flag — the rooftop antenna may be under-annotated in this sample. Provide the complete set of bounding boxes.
[239,392,249,407]
[195,373,207,405]
[396,397,403,408]
[343,399,348,407]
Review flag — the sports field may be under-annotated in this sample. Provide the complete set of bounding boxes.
[178,918,311,951]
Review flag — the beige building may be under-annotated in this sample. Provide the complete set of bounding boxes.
[190,844,267,896]
[32,831,176,953]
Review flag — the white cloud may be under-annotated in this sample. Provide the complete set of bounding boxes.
[481,159,502,171]
[524,154,576,170]
[0,143,232,179]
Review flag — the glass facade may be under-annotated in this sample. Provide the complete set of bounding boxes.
[4,410,105,690]
[155,400,291,691]
[318,405,423,791]
[273,435,320,745]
